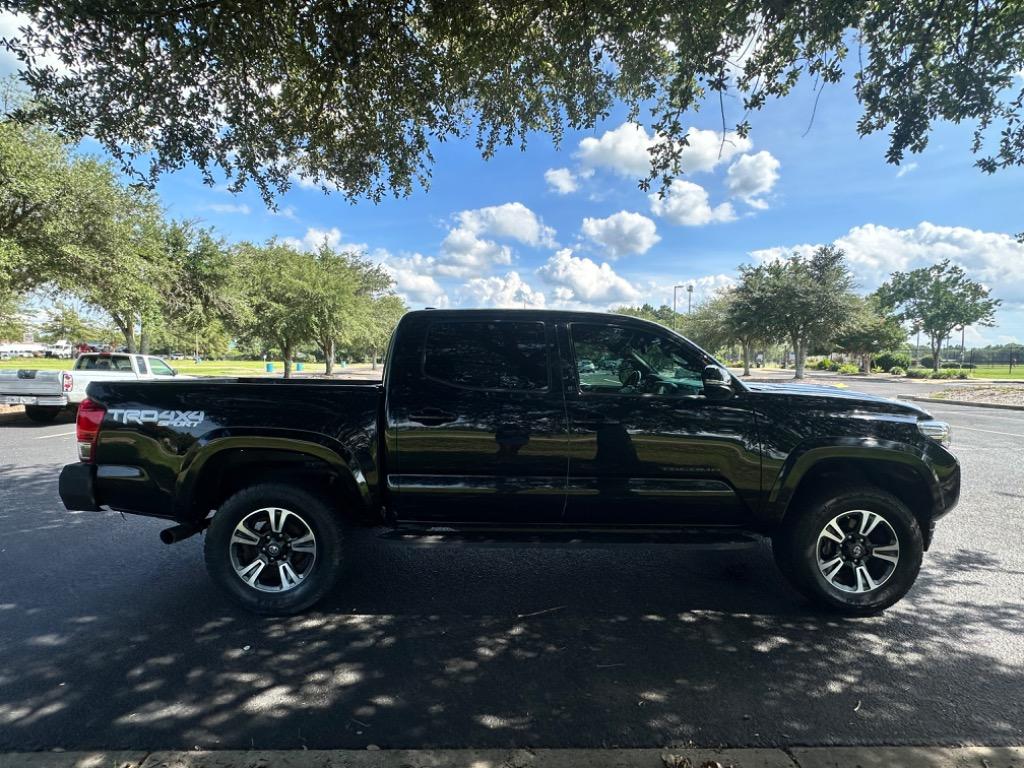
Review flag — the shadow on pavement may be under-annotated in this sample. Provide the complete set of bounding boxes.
[0,463,1021,752]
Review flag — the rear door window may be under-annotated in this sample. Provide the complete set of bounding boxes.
[423,321,549,391]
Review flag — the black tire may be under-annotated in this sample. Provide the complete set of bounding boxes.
[772,485,924,615]
[24,405,62,423]
[204,483,343,615]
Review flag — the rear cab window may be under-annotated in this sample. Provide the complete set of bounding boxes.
[74,354,135,371]
[423,321,549,391]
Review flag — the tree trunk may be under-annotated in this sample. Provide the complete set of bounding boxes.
[793,336,805,379]
[741,341,751,377]
[324,339,334,376]
[930,336,942,371]
[371,344,378,371]
[140,327,150,355]
[113,315,136,352]
[283,344,293,379]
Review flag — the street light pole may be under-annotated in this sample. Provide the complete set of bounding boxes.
[672,284,686,327]
[687,284,694,314]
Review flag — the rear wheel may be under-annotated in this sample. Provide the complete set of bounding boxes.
[204,483,343,615]
[24,405,62,423]
[772,485,924,615]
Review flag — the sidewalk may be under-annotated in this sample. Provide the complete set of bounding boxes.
[3,747,1023,768]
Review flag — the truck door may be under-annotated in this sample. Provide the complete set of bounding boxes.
[558,320,760,526]
[385,314,569,524]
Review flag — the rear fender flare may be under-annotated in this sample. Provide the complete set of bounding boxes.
[175,428,372,519]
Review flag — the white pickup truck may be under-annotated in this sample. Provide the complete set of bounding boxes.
[0,352,184,422]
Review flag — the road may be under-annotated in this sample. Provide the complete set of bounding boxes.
[1,380,1022,752]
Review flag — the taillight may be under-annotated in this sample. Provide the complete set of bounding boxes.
[76,398,106,462]
[62,372,73,392]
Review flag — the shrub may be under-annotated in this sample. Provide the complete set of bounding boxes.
[906,368,930,378]
[875,352,912,372]
[838,363,860,375]
[940,362,976,369]
[927,369,969,379]
[814,358,840,371]
[889,366,907,376]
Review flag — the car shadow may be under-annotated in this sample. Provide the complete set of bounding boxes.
[0,464,1021,752]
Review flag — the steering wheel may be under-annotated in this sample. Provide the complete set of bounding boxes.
[618,364,642,390]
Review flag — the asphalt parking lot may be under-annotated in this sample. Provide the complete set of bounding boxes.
[1,382,1022,752]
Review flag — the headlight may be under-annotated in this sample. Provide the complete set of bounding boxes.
[918,419,952,444]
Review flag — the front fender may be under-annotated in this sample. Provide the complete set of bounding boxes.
[175,427,375,518]
[766,437,943,521]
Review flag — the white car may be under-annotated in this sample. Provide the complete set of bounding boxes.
[0,352,187,422]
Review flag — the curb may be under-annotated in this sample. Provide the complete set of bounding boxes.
[898,394,1024,412]
[2,747,1023,768]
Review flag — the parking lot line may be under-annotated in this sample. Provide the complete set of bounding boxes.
[33,430,76,439]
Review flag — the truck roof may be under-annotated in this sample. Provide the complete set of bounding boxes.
[407,308,655,324]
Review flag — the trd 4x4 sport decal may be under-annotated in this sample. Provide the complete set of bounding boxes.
[107,409,205,428]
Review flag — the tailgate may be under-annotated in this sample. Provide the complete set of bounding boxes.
[0,370,67,401]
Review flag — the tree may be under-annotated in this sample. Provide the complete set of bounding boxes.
[234,242,319,378]
[351,295,407,371]
[720,282,777,376]
[0,289,26,340]
[877,260,1000,371]
[679,293,734,356]
[53,163,169,352]
[5,3,1022,202]
[306,245,393,375]
[160,221,239,356]
[615,304,684,329]
[833,294,907,372]
[38,299,94,343]
[740,246,857,379]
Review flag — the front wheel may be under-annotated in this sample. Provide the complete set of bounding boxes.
[24,405,62,423]
[772,485,924,615]
[204,483,344,615]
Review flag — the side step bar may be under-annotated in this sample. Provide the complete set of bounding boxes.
[376,526,764,550]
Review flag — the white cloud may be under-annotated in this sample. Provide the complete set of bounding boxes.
[270,205,298,220]
[750,222,1024,307]
[537,249,642,305]
[281,226,366,253]
[725,151,780,209]
[580,211,660,258]
[577,122,654,178]
[896,162,919,178]
[377,252,450,307]
[205,202,251,215]
[456,202,556,247]
[544,167,578,195]
[676,127,753,174]
[0,12,67,74]
[648,181,736,226]
[438,227,513,277]
[576,122,752,179]
[462,271,547,308]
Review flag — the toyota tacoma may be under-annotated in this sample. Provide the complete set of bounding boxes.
[58,309,960,615]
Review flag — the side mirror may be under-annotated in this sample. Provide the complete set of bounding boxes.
[702,365,734,401]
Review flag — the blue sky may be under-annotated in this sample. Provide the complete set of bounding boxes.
[4,13,1024,345]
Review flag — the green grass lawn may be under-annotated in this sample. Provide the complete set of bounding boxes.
[964,366,1024,380]
[0,358,373,377]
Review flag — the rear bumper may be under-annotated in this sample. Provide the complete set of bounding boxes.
[2,395,68,407]
[59,463,100,512]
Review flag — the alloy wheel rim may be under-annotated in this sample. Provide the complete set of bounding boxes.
[229,507,317,593]
[816,509,900,594]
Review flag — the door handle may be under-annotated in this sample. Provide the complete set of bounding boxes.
[408,408,457,426]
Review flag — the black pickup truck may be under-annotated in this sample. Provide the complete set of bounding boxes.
[59,309,960,615]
